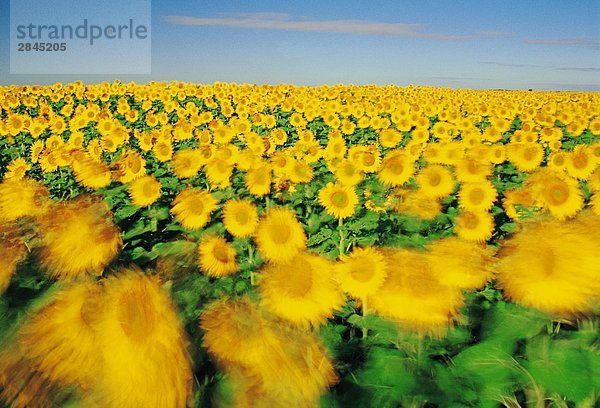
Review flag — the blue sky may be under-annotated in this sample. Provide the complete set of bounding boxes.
[1,0,599,90]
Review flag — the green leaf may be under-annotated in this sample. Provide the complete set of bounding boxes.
[480,301,548,348]
[354,347,417,407]
[307,228,333,246]
[524,338,597,403]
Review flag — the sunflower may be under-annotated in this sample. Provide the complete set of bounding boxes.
[507,142,544,172]
[153,141,173,162]
[198,235,239,277]
[258,252,343,327]
[86,270,193,408]
[547,151,568,172]
[453,210,494,243]
[394,189,442,220]
[205,158,233,189]
[502,187,538,220]
[355,146,381,173]
[0,221,27,294]
[458,181,497,212]
[0,178,51,221]
[72,154,113,190]
[495,216,600,314]
[377,151,416,187]
[4,158,30,180]
[37,196,122,279]
[425,237,495,290]
[335,246,387,299]
[565,145,596,180]
[318,182,359,219]
[128,175,161,207]
[287,158,314,184]
[254,207,306,264]
[334,159,364,186]
[415,164,455,198]
[378,128,402,148]
[17,281,102,387]
[222,199,259,238]
[200,296,284,367]
[113,150,146,184]
[526,169,583,220]
[245,161,272,197]
[170,188,218,229]
[454,157,491,182]
[368,247,463,334]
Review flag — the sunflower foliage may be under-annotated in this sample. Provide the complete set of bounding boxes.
[0,82,600,407]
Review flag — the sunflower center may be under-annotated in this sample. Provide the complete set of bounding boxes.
[545,182,569,205]
[283,260,313,297]
[142,181,157,197]
[461,212,480,229]
[552,155,565,166]
[428,173,441,186]
[362,153,375,167]
[332,191,349,207]
[117,289,157,341]
[388,158,404,175]
[523,146,537,161]
[270,223,291,245]
[572,153,588,169]
[469,188,485,205]
[541,246,556,276]
[235,210,249,224]
[213,244,231,264]
[350,258,376,283]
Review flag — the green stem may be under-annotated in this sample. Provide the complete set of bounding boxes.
[248,243,256,286]
[362,297,368,338]
[338,217,345,257]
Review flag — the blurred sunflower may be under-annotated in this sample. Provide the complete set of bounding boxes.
[507,142,544,172]
[377,151,416,187]
[198,235,239,277]
[335,246,387,299]
[86,270,193,408]
[37,196,122,279]
[258,252,343,327]
[458,181,497,212]
[254,207,306,264]
[245,161,272,197]
[502,187,537,220]
[4,158,30,180]
[378,128,402,148]
[0,221,27,294]
[205,158,234,189]
[0,178,51,221]
[318,182,359,219]
[425,237,495,290]
[496,215,600,314]
[453,210,494,243]
[565,145,596,180]
[222,199,259,238]
[415,164,455,198]
[526,169,583,220]
[128,175,161,207]
[334,159,364,186]
[369,247,463,334]
[170,188,218,229]
[72,154,113,190]
[454,157,491,182]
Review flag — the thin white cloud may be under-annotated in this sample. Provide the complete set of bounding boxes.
[478,31,513,37]
[482,61,600,73]
[162,13,468,41]
[525,37,600,50]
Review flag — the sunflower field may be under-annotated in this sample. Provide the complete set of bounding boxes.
[0,82,599,407]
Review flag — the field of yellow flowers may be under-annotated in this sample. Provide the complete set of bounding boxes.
[0,81,599,407]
